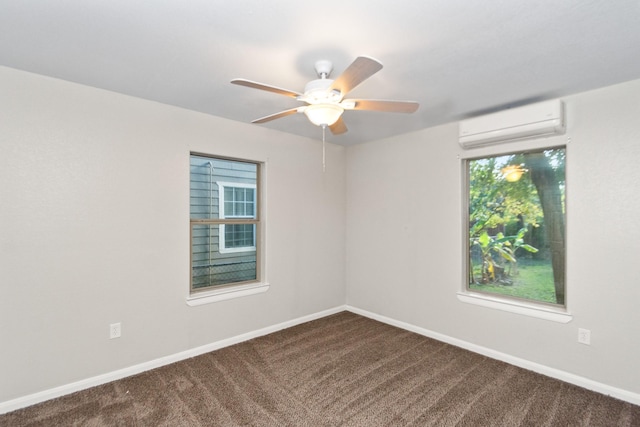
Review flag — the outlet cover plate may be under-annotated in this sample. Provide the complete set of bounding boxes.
[110,323,121,339]
[578,328,591,345]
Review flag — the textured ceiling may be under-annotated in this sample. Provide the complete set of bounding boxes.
[2,1,640,145]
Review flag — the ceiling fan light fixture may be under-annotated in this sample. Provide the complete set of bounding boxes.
[304,104,344,126]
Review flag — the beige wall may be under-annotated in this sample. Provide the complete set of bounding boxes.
[0,66,346,402]
[345,79,640,395]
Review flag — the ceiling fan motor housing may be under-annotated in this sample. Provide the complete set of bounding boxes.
[302,79,341,104]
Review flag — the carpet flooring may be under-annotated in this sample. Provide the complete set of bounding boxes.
[2,311,639,426]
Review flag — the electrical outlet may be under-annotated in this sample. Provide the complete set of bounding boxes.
[110,322,121,339]
[578,328,590,345]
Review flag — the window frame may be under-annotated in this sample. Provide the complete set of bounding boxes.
[188,153,266,304]
[458,141,571,323]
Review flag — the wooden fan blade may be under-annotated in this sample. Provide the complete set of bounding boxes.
[231,78,302,98]
[252,108,301,124]
[329,117,348,135]
[345,99,419,113]
[329,56,383,97]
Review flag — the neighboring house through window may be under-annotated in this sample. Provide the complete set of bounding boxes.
[189,154,261,294]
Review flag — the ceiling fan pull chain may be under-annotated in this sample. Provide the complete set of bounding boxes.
[322,125,326,172]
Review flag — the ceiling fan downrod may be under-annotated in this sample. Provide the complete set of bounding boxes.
[314,60,333,79]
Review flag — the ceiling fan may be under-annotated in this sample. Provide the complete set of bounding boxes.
[231,56,419,135]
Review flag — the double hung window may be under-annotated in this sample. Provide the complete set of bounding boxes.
[189,154,261,293]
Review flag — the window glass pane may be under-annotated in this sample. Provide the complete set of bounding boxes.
[189,156,257,220]
[246,189,255,217]
[467,148,566,306]
[237,192,247,216]
[220,186,256,219]
[191,223,257,289]
[225,224,255,248]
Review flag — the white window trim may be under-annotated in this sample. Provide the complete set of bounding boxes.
[217,181,257,254]
[460,138,569,321]
[457,291,572,323]
[187,281,270,306]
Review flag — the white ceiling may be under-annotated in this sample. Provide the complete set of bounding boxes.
[2,1,640,145]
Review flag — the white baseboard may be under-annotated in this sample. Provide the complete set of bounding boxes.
[0,305,347,415]
[346,305,640,406]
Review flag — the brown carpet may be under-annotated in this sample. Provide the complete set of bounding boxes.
[2,311,639,426]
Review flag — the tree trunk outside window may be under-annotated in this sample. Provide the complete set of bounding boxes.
[524,152,565,305]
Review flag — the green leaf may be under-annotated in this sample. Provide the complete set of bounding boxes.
[478,231,490,248]
[499,252,517,263]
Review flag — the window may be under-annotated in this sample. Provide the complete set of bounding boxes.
[464,147,566,308]
[217,182,256,253]
[190,154,261,294]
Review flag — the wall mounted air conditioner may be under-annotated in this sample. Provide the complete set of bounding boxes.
[459,99,565,148]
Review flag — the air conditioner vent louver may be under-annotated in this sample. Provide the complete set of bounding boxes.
[459,100,565,148]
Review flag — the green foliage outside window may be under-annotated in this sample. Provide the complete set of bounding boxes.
[467,148,566,305]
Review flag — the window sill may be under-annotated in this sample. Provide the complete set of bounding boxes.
[457,291,572,323]
[218,246,256,254]
[186,282,269,306]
